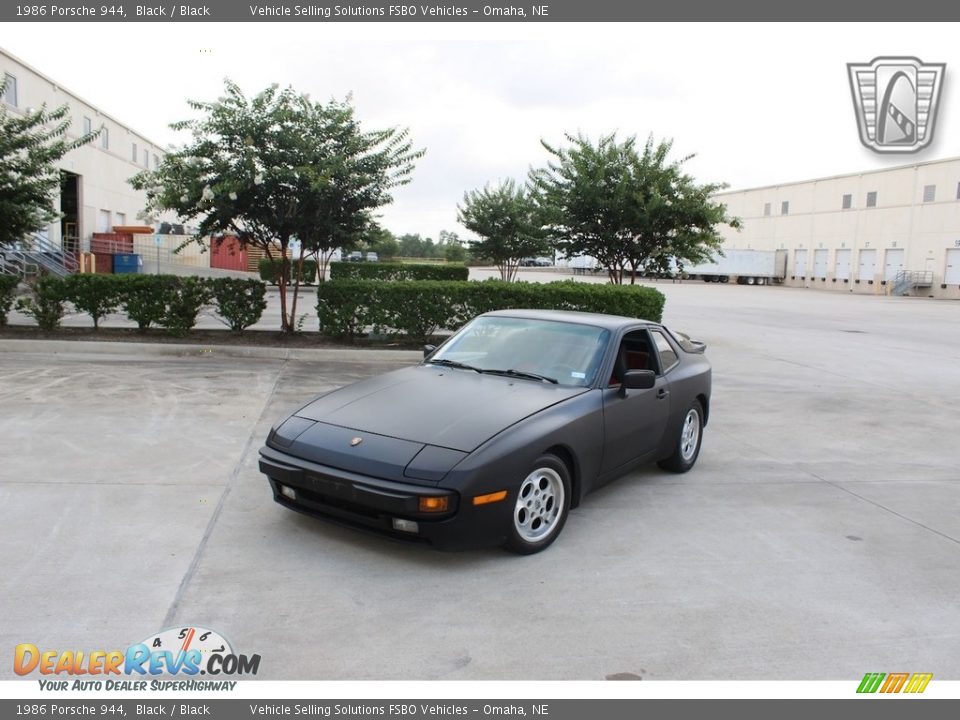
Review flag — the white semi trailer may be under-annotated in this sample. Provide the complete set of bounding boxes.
[682,249,788,285]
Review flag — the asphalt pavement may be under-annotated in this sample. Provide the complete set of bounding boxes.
[1,280,958,680]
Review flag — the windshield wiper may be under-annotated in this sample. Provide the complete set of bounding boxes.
[425,358,483,373]
[485,368,559,384]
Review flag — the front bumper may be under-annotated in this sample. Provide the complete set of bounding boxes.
[259,445,510,549]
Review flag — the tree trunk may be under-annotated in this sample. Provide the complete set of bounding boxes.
[289,244,307,332]
[277,239,292,332]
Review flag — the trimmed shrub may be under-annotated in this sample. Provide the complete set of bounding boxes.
[159,277,213,337]
[16,276,67,331]
[63,274,123,329]
[211,278,268,332]
[317,279,665,344]
[119,275,170,331]
[259,258,320,285]
[0,274,20,328]
[329,261,469,282]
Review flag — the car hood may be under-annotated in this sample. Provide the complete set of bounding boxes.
[294,365,587,453]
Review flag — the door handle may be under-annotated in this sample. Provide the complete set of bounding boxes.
[656,388,669,400]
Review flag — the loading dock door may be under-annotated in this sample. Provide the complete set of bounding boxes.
[794,249,808,277]
[884,248,905,281]
[946,249,960,285]
[813,249,828,278]
[835,249,851,280]
[858,249,877,282]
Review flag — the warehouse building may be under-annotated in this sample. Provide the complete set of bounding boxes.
[714,157,960,298]
[1,46,167,254]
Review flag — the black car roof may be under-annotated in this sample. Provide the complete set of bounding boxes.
[482,308,661,330]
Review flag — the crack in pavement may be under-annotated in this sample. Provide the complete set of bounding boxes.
[161,359,288,629]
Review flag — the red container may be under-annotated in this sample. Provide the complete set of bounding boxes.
[91,232,133,254]
[92,253,114,274]
[210,235,249,272]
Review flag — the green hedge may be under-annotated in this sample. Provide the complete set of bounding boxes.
[317,279,665,343]
[11,274,269,335]
[329,261,469,282]
[0,275,20,328]
[258,258,319,285]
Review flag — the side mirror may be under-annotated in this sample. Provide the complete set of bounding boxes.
[423,344,437,359]
[622,369,656,391]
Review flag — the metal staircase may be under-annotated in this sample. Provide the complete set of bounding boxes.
[891,269,934,296]
[0,232,78,278]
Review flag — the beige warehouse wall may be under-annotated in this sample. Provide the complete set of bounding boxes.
[715,157,960,298]
[1,48,174,248]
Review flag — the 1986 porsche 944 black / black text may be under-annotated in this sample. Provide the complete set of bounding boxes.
[259,309,711,554]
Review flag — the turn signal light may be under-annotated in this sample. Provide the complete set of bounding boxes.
[472,490,508,506]
[418,496,450,513]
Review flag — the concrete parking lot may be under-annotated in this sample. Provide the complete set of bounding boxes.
[1,283,959,680]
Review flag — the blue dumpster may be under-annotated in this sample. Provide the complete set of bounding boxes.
[113,253,140,274]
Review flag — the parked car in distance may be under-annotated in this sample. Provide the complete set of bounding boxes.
[259,310,712,554]
[366,252,379,262]
[345,251,363,262]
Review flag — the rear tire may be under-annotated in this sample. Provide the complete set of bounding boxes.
[505,454,571,555]
[658,400,704,474]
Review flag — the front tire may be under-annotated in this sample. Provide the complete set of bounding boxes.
[505,454,571,555]
[658,400,704,473]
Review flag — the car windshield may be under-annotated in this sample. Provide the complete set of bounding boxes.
[428,316,609,388]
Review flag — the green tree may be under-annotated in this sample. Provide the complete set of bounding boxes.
[362,225,399,259]
[438,230,467,262]
[131,80,422,331]
[458,179,548,281]
[397,233,426,257]
[531,133,739,284]
[0,78,97,248]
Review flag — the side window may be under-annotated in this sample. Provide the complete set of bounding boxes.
[608,329,653,386]
[651,330,679,372]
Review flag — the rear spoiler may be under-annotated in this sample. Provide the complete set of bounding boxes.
[671,330,707,354]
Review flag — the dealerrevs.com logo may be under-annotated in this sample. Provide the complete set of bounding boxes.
[14,626,260,691]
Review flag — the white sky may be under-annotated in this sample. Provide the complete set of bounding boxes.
[4,22,959,239]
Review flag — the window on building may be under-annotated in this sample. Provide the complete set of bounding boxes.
[866,191,878,208]
[153,154,159,169]
[82,116,92,140]
[97,210,111,233]
[131,142,138,162]
[781,201,790,215]
[101,127,109,150]
[957,181,960,200]
[923,184,936,203]
[143,148,149,167]
[116,212,126,227]
[763,202,771,217]
[3,73,18,107]
[842,194,852,209]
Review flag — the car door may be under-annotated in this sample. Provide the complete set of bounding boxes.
[600,328,671,473]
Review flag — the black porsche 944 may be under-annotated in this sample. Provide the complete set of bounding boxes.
[259,309,711,554]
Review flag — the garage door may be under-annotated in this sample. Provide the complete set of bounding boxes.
[884,248,905,281]
[794,249,808,277]
[813,249,828,278]
[835,249,852,280]
[946,249,960,285]
[858,249,877,282]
